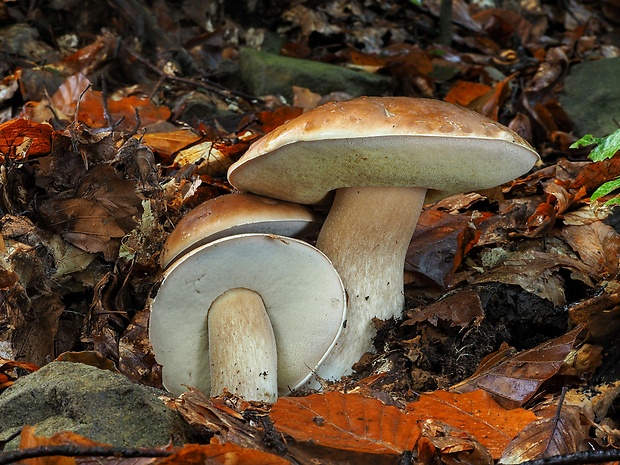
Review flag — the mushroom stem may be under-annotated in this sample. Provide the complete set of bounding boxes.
[208,287,278,402]
[314,186,427,382]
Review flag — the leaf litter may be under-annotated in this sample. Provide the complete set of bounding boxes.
[1,0,620,464]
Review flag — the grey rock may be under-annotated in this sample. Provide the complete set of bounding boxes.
[239,47,392,102]
[559,57,620,137]
[0,362,198,448]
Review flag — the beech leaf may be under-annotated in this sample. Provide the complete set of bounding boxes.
[450,326,585,409]
[406,390,536,459]
[270,391,420,455]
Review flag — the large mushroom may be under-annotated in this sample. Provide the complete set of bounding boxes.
[227,96,540,384]
[160,192,321,268]
[150,233,346,402]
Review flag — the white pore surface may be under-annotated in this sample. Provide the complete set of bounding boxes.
[149,233,346,397]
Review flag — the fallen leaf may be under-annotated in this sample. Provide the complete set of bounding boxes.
[450,327,586,409]
[18,425,107,465]
[474,250,595,306]
[561,221,620,277]
[499,403,588,464]
[406,209,480,287]
[418,419,493,465]
[151,441,290,465]
[403,289,484,328]
[270,391,420,455]
[38,165,143,261]
[0,118,53,162]
[445,80,492,107]
[406,390,536,459]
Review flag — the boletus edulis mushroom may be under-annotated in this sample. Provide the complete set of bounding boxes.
[150,233,346,402]
[160,192,322,268]
[227,96,540,385]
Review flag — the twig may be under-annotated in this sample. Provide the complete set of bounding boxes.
[120,42,262,104]
[517,449,620,465]
[0,445,173,465]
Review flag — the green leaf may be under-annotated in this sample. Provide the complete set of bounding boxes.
[571,128,620,162]
[570,134,600,149]
[409,0,423,6]
[590,178,620,203]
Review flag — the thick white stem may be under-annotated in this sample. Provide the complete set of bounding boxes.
[313,186,426,383]
[208,288,278,402]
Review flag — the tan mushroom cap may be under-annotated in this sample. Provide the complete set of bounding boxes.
[160,193,322,268]
[227,97,539,204]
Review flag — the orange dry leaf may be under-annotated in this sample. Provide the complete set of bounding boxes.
[468,73,516,120]
[18,425,106,465]
[270,391,420,455]
[256,106,303,133]
[406,390,536,460]
[139,128,201,161]
[450,326,586,409]
[0,358,39,389]
[445,80,492,107]
[77,92,171,131]
[0,118,53,162]
[152,442,290,465]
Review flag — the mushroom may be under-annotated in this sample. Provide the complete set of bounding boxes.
[227,96,540,383]
[160,192,322,268]
[149,233,346,402]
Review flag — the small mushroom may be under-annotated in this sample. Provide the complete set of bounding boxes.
[160,192,321,268]
[227,97,540,383]
[149,233,346,402]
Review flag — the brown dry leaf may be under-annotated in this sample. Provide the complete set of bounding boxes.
[561,221,620,278]
[571,157,620,192]
[58,32,117,76]
[403,289,484,328]
[291,86,322,111]
[270,391,420,455]
[171,388,272,454]
[474,250,595,306]
[151,441,290,465]
[406,390,536,460]
[406,209,480,287]
[0,118,53,162]
[568,284,620,342]
[417,419,493,465]
[525,200,556,237]
[54,351,118,373]
[450,326,585,409]
[499,403,588,464]
[118,309,161,387]
[38,165,143,261]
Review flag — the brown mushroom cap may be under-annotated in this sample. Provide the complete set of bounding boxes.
[228,97,539,204]
[160,193,322,268]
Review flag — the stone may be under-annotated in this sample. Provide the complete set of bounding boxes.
[239,47,392,102]
[559,57,620,137]
[0,362,198,448]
